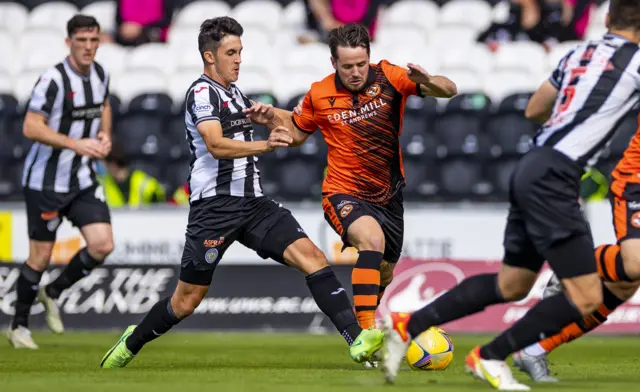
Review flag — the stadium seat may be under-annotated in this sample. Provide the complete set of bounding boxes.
[493,42,547,75]
[21,39,68,73]
[164,114,191,161]
[438,69,482,94]
[487,158,518,199]
[126,43,176,76]
[285,93,305,111]
[241,26,276,49]
[0,161,23,201]
[0,2,29,36]
[13,71,42,104]
[173,1,231,28]
[75,0,109,8]
[18,29,66,70]
[95,43,128,78]
[402,158,441,201]
[27,2,78,34]
[400,125,438,159]
[130,158,163,180]
[0,73,11,94]
[434,93,492,159]
[114,93,173,160]
[440,0,493,32]
[483,70,537,102]
[167,26,200,52]
[428,25,478,52]
[273,71,316,104]
[112,69,167,104]
[246,92,279,108]
[167,70,202,108]
[22,0,53,11]
[0,32,17,75]
[485,93,536,158]
[163,158,191,194]
[380,0,439,31]
[491,0,510,23]
[231,0,283,33]
[439,158,492,201]
[80,1,116,34]
[282,42,333,75]
[440,43,493,74]
[236,69,273,95]
[0,94,23,160]
[374,26,428,49]
[387,46,439,75]
[282,0,305,31]
[273,156,324,201]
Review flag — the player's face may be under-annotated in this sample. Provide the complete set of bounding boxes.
[214,35,242,84]
[66,28,100,69]
[332,46,370,92]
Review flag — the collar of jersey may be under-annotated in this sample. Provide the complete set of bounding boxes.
[201,73,233,93]
[334,66,376,94]
[64,57,91,81]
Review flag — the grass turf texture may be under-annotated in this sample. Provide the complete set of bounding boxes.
[1,331,639,391]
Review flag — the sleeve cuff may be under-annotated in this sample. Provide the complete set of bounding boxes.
[416,83,425,97]
[195,116,220,126]
[27,108,50,118]
[548,77,560,89]
[292,115,315,134]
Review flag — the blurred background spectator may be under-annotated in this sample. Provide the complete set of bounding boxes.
[111,0,177,45]
[98,140,166,207]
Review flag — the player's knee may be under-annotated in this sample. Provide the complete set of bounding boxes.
[27,242,54,271]
[171,292,203,318]
[607,281,640,301]
[86,238,114,261]
[380,261,395,287]
[298,245,329,274]
[565,275,603,315]
[352,231,385,252]
[499,282,531,301]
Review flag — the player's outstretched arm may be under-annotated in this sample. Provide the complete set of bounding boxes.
[197,119,292,159]
[244,102,311,147]
[526,80,559,124]
[407,63,458,98]
[23,111,107,158]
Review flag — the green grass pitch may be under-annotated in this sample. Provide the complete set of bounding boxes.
[1,331,640,391]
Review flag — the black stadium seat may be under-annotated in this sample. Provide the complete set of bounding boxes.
[485,93,536,159]
[115,93,172,159]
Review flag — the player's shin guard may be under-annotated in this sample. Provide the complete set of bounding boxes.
[45,248,101,299]
[352,251,383,329]
[12,263,43,329]
[407,273,505,338]
[480,293,582,361]
[125,297,182,355]
[596,244,632,282]
[306,266,362,345]
[537,282,624,353]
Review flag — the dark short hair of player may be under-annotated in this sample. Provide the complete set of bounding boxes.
[67,14,100,38]
[327,23,371,60]
[198,16,244,59]
[608,0,640,31]
[105,140,128,168]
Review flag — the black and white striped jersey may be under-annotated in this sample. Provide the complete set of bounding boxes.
[536,33,640,167]
[184,74,262,203]
[22,58,109,193]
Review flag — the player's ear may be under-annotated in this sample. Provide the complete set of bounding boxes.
[65,36,71,49]
[330,57,337,70]
[604,13,610,29]
[203,50,215,65]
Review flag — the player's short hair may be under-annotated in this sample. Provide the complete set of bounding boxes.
[198,17,244,59]
[608,0,640,31]
[105,139,128,168]
[67,14,100,37]
[328,23,371,60]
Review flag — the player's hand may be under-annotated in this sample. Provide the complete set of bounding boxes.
[293,100,303,116]
[266,126,293,151]
[243,102,275,124]
[407,63,431,85]
[72,138,109,158]
[97,131,111,158]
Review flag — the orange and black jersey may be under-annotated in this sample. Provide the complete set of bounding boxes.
[292,60,423,205]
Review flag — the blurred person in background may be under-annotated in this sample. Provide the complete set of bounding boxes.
[8,15,114,349]
[113,0,177,46]
[299,0,383,44]
[98,141,166,208]
[478,0,594,51]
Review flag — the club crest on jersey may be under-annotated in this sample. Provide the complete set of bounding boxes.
[365,84,381,97]
[632,212,640,228]
[340,204,353,218]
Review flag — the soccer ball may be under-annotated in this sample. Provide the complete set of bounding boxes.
[405,326,454,371]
